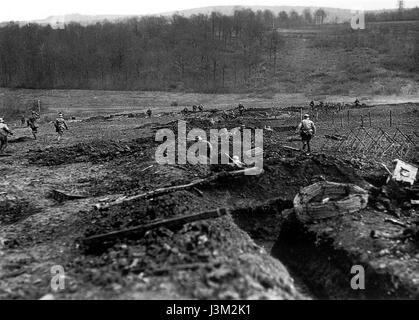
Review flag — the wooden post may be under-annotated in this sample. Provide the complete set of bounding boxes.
[368,112,371,127]
[300,108,303,121]
[361,115,364,127]
[347,110,350,125]
[389,110,392,127]
[340,112,343,128]
[316,111,319,121]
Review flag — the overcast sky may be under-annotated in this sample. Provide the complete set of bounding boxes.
[1,0,419,22]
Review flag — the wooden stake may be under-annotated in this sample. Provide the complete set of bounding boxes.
[389,110,392,127]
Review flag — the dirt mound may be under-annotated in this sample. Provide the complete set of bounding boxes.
[71,215,302,299]
[0,198,40,225]
[27,137,156,166]
[81,190,218,240]
[205,154,370,203]
[8,137,33,144]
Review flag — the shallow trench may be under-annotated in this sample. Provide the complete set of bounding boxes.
[231,199,319,299]
[231,198,363,300]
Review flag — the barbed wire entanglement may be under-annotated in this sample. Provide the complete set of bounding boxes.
[320,126,418,160]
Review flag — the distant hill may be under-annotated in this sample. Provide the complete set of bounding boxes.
[0,5,354,28]
[0,13,135,28]
[162,5,353,23]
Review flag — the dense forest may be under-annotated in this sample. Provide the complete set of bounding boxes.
[0,8,418,93]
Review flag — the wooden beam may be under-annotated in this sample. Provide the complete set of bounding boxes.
[81,207,229,248]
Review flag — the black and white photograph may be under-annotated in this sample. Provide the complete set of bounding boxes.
[0,0,418,305]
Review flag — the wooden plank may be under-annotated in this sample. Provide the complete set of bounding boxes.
[81,207,229,248]
[95,168,258,210]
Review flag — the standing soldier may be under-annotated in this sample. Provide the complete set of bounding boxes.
[146,108,152,118]
[192,105,197,112]
[27,111,40,140]
[0,118,13,153]
[54,113,68,142]
[354,98,360,107]
[20,114,26,126]
[198,104,204,112]
[296,114,316,155]
[309,101,315,111]
[34,99,41,112]
[238,103,245,116]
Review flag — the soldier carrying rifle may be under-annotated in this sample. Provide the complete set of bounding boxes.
[27,110,40,140]
[296,114,316,155]
[54,113,69,142]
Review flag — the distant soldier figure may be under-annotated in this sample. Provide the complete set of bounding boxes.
[27,111,40,140]
[309,101,315,109]
[354,99,360,107]
[20,115,26,126]
[192,105,197,112]
[0,118,13,153]
[54,113,68,142]
[198,104,204,112]
[182,107,188,115]
[146,108,152,118]
[34,99,41,111]
[296,114,316,155]
[238,103,245,116]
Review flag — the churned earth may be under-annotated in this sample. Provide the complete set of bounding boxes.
[0,95,418,299]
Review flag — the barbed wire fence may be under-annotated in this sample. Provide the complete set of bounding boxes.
[312,108,418,162]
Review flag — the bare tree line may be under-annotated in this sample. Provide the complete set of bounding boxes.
[0,8,418,93]
[0,9,327,92]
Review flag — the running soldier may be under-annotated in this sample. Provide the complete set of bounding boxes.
[27,111,40,140]
[146,108,152,118]
[296,114,316,155]
[54,113,68,142]
[0,118,13,153]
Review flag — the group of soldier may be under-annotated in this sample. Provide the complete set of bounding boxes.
[0,108,69,154]
[181,104,205,115]
[309,98,363,113]
[1,99,321,156]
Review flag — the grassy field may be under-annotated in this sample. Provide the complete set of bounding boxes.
[1,87,419,121]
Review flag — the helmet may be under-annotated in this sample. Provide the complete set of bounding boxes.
[303,114,310,118]
[0,118,4,123]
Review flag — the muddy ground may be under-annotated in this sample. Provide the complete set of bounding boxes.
[0,100,418,299]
